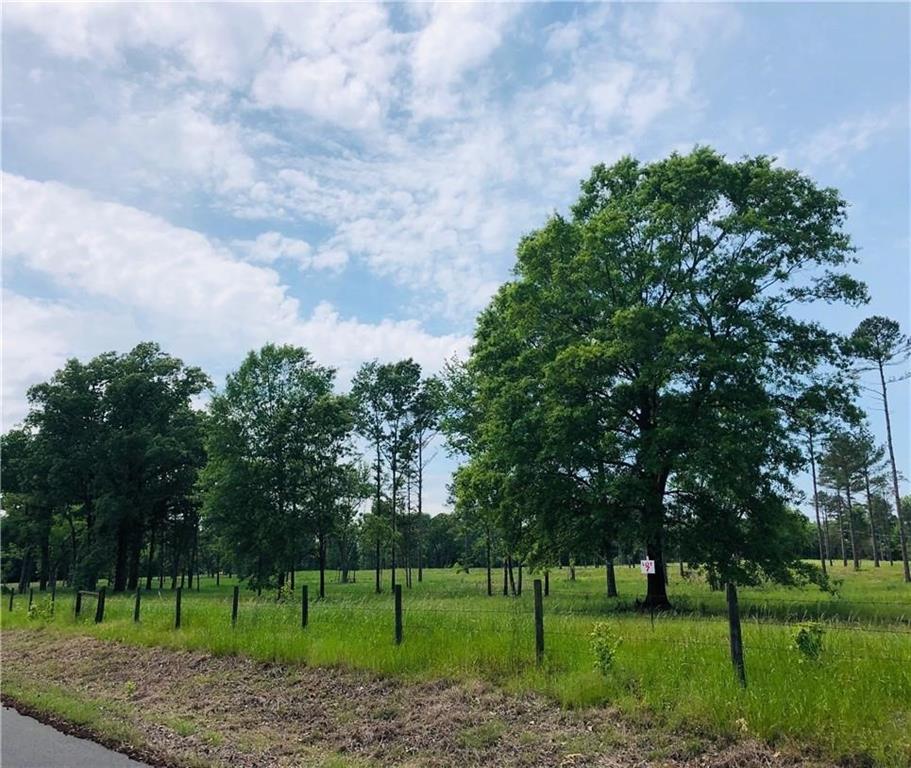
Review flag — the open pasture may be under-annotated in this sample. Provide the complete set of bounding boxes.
[4,561,910,766]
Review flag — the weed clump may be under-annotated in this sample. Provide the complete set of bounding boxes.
[792,621,825,662]
[27,598,54,622]
[590,621,621,675]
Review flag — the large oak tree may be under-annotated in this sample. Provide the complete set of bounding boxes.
[455,148,865,608]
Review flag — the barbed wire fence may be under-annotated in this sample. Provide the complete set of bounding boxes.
[11,577,908,684]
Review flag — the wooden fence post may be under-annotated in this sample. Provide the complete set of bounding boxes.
[133,587,141,623]
[726,582,746,688]
[544,570,549,597]
[175,586,182,629]
[94,588,106,624]
[394,584,403,645]
[534,579,544,665]
[301,584,309,629]
[7,589,13,612]
[231,585,239,627]
[74,591,82,617]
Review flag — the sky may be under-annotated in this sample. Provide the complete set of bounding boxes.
[2,2,909,516]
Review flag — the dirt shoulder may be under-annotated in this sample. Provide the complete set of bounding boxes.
[1,629,811,768]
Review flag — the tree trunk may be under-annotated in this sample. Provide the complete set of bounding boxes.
[66,511,79,590]
[390,456,397,590]
[127,522,143,592]
[417,438,424,584]
[192,520,200,591]
[170,543,181,590]
[808,432,827,575]
[81,497,98,591]
[845,481,860,570]
[836,489,848,568]
[606,557,618,598]
[502,560,508,596]
[146,522,157,591]
[879,362,911,582]
[158,539,165,589]
[39,527,50,592]
[485,531,492,597]
[113,522,129,592]
[643,479,671,608]
[864,468,880,567]
[18,549,33,594]
[886,502,895,566]
[507,555,517,597]
[318,536,326,600]
[374,443,383,593]
[375,537,381,594]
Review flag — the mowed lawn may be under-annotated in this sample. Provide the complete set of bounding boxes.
[3,561,910,767]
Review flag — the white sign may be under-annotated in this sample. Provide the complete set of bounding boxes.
[640,559,656,575]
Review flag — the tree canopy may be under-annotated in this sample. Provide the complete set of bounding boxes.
[446,147,866,606]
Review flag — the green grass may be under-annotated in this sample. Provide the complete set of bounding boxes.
[3,561,910,766]
[2,674,144,747]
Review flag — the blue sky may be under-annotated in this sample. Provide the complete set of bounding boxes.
[3,2,908,515]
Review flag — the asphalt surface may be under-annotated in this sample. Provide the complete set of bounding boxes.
[1,707,151,768]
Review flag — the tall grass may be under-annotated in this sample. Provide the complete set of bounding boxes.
[3,562,909,766]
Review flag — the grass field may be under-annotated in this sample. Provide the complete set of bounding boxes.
[3,561,910,767]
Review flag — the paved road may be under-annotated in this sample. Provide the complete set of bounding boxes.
[1,707,151,768]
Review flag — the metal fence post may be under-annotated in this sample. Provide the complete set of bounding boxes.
[726,582,746,688]
[301,584,309,629]
[231,585,239,627]
[175,586,182,629]
[534,579,544,665]
[133,587,141,623]
[394,584,403,645]
[94,588,106,623]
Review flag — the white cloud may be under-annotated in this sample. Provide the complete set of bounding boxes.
[52,98,256,196]
[232,231,348,273]
[250,5,400,129]
[408,3,518,119]
[3,3,270,83]
[251,54,384,130]
[1,293,136,429]
[2,174,468,426]
[4,2,744,322]
[791,109,902,169]
[6,3,401,131]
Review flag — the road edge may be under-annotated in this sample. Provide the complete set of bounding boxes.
[1,694,178,768]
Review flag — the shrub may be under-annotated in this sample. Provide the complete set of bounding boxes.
[27,598,54,622]
[590,621,622,675]
[275,583,295,603]
[792,621,825,661]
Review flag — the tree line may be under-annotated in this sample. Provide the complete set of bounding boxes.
[1,344,467,596]
[2,148,909,610]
